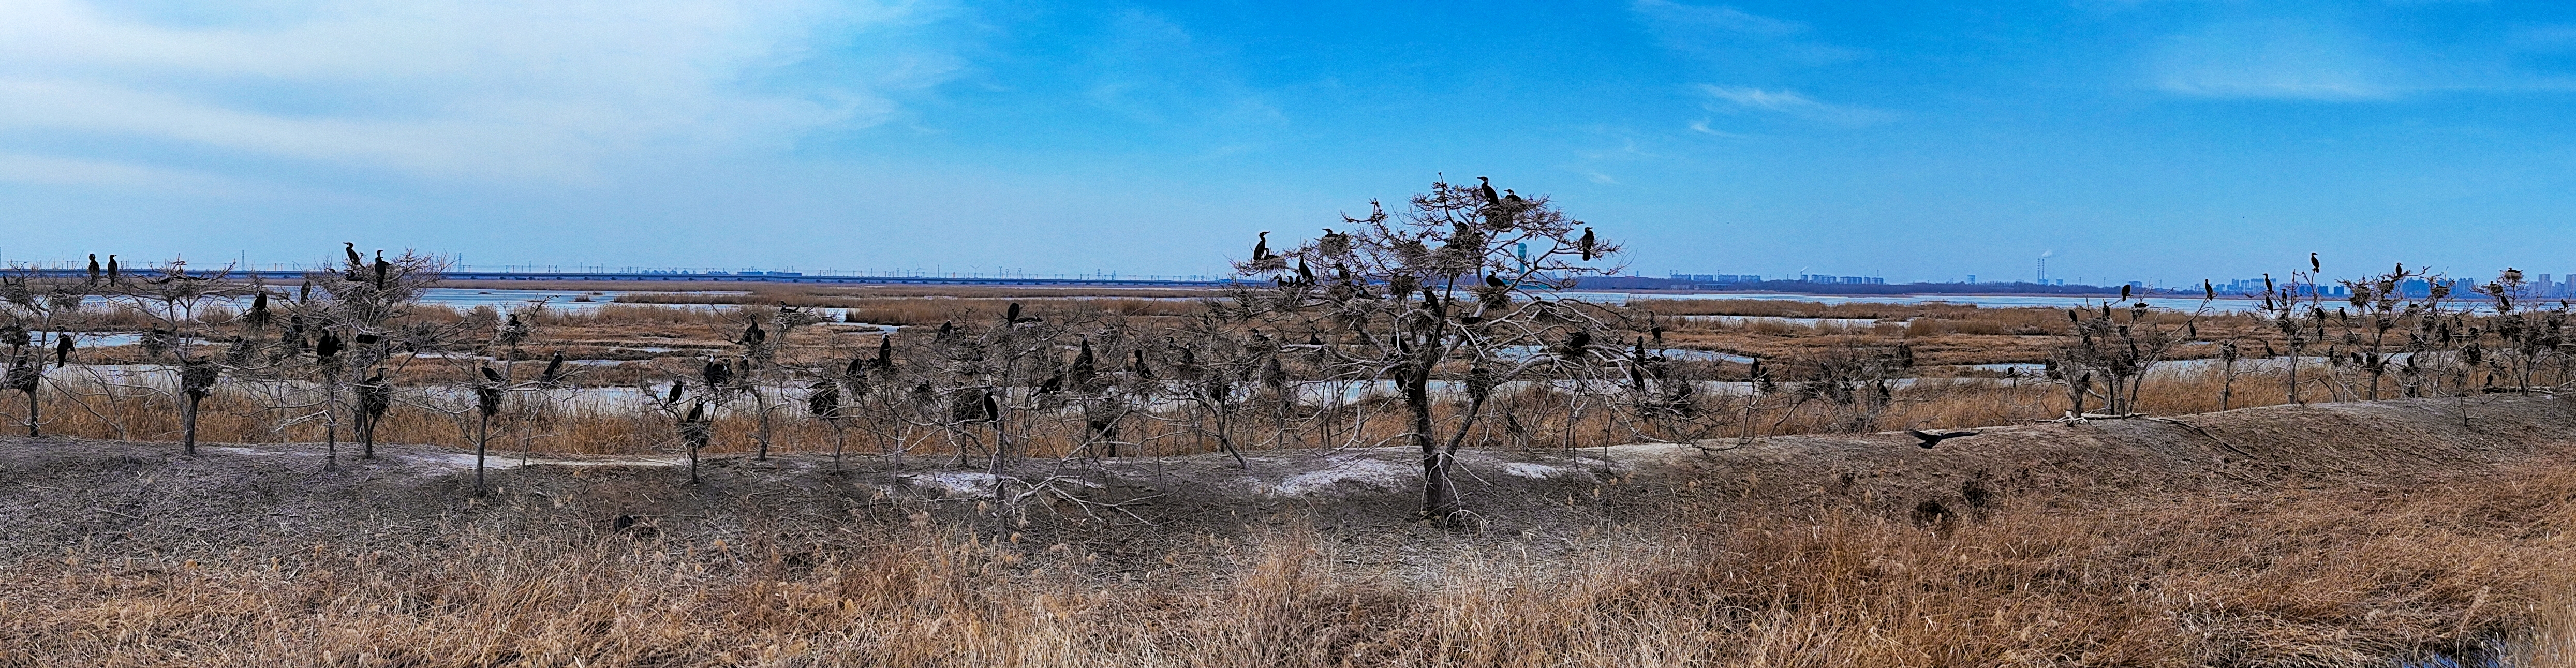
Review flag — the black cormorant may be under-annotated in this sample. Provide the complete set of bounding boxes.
[1906,429,1981,449]
[1476,176,1498,203]
[1577,228,1596,261]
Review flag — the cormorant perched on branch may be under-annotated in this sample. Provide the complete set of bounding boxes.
[1577,228,1596,261]
[1130,349,1154,380]
[374,250,390,289]
[2311,252,2320,273]
[2120,284,2131,301]
[665,380,685,404]
[480,364,504,384]
[315,330,340,360]
[105,255,119,284]
[86,255,99,284]
[684,400,705,424]
[701,358,730,388]
[1476,176,1499,203]
[541,351,566,384]
[1485,274,1507,289]
[1252,231,1272,262]
[1502,189,1523,207]
[54,334,71,366]
[1296,259,1315,286]
[1906,429,1981,448]
[2205,279,2215,301]
[980,389,1000,423]
[344,243,364,269]
[874,334,894,369]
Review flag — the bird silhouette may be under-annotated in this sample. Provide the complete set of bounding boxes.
[105,255,119,283]
[1252,231,1272,261]
[315,330,340,359]
[739,321,766,346]
[86,255,99,284]
[373,250,389,289]
[298,280,310,303]
[2120,284,2131,300]
[541,351,566,383]
[2204,279,2215,301]
[1006,302,1021,322]
[344,243,363,269]
[665,380,686,404]
[845,355,866,378]
[1296,260,1315,285]
[1502,189,1523,207]
[1577,228,1596,261]
[2311,252,2320,273]
[1072,338,1097,377]
[981,390,1000,423]
[54,334,71,366]
[480,364,504,383]
[1131,349,1154,380]
[1476,176,1499,203]
[1906,429,1981,448]
[875,335,894,368]
[684,400,706,423]
[1485,274,1507,289]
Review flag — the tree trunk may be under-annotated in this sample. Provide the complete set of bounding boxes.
[475,411,490,492]
[182,394,202,455]
[1402,357,1458,522]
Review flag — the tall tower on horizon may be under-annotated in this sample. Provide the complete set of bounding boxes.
[2036,257,2047,285]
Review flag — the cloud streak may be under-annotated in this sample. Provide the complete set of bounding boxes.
[0,0,963,179]
[1696,85,1894,126]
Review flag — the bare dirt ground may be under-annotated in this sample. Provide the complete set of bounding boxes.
[5,395,2568,571]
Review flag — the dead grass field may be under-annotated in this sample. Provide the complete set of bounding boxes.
[3,396,2576,666]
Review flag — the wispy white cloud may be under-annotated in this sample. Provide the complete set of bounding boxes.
[2150,18,2576,100]
[1628,0,1863,66]
[1696,85,1895,126]
[0,0,964,179]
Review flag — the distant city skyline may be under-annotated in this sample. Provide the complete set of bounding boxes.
[5,2,2575,283]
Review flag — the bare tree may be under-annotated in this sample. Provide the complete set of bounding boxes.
[1224,176,1622,524]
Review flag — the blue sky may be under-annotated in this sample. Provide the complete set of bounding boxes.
[4,1,2575,285]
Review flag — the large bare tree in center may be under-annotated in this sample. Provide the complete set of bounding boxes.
[1228,177,1622,524]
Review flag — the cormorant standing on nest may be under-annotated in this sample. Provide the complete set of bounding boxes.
[665,380,686,404]
[936,321,955,339]
[1906,429,1981,448]
[373,250,390,289]
[1252,231,1272,261]
[1502,189,1523,207]
[739,321,765,346]
[1476,176,1499,203]
[1006,302,1021,323]
[1485,274,1507,288]
[1296,259,1315,285]
[54,334,71,366]
[1130,349,1154,379]
[86,255,99,284]
[1578,228,1596,261]
[344,243,363,269]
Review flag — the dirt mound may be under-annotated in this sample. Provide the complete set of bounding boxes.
[2,395,2569,566]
